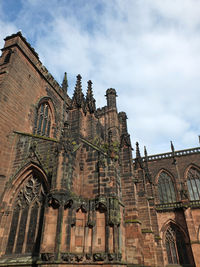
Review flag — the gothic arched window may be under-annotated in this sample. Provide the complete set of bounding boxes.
[158,172,176,203]
[165,224,189,265]
[187,167,200,200]
[6,173,46,255]
[34,102,52,137]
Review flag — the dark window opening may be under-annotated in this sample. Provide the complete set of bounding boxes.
[6,174,46,255]
[187,167,200,200]
[35,102,52,137]
[158,172,176,203]
[165,224,190,266]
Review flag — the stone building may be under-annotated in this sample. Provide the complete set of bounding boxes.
[0,32,199,267]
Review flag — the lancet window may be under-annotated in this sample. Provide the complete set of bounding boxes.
[35,102,52,137]
[158,171,176,203]
[165,224,189,265]
[6,174,46,255]
[187,167,200,200]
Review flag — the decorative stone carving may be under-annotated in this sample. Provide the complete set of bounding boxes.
[86,253,92,260]
[72,74,85,109]
[108,198,121,226]
[16,176,44,208]
[75,254,83,262]
[95,196,107,212]
[85,80,96,113]
[48,190,73,209]
[120,133,132,149]
[41,253,55,261]
[93,252,106,261]
[108,253,115,261]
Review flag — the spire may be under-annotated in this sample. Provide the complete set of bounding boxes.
[85,80,96,113]
[72,74,84,108]
[62,72,68,92]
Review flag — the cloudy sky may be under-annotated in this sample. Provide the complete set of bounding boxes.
[1,0,200,155]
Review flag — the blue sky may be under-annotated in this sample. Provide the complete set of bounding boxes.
[1,0,200,155]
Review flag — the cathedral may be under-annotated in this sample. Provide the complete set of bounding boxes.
[0,32,199,267]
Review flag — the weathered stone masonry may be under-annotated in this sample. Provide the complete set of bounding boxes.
[0,32,200,267]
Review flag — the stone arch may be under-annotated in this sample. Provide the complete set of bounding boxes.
[1,162,49,207]
[155,168,175,184]
[161,220,194,266]
[0,163,49,256]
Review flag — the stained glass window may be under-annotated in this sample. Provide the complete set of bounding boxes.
[187,167,200,200]
[158,172,176,203]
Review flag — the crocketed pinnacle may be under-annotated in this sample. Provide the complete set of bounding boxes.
[62,72,68,92]
[136,142,141,159]
[170,140,175,153]
[144,146,148,159]
[135,142,143,170]
[72,74,84,108]
[85,80,96,113]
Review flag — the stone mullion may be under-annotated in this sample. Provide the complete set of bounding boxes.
[1,210,13,255]
[22,204,32,253]
[34,203,45,254]
[13,208,22,253]
[33,204,41,245]
[38,201,48,254]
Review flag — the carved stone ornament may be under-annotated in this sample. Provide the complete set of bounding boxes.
[75,254,84,262]
[48,190,73,209]
[95,196,107,212]
[93,253,106,261]
[120,133,132,149]
[41,253,55,262]
[61,253,72,262]
[17,176,44,208]
[108,253,115,261]
[86,253,92,260]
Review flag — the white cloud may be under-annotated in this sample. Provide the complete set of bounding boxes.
[0,0,200,155]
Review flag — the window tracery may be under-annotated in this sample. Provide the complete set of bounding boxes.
[165,224,189,265]
[157,171,176,203]
[35,102,52,137]
[187,167,200,200]
[6,174,46,255]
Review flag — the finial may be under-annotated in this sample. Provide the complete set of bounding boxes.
[136,142,141,158]
[75,74,82,92]
[62,72,68,92]
[72,74,84,108]
[85,80,96,113]
[170,141,175,153]
[144,146,148,159]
